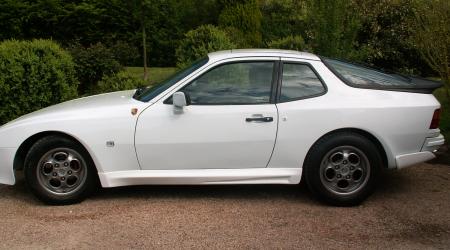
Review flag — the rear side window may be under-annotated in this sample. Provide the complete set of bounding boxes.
[323,58,414,87]
[280,63,325,102]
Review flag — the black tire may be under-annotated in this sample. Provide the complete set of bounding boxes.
[24,135,98,205]
[303,132,382,206]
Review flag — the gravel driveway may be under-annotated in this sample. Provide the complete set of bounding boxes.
[0,163,449,249]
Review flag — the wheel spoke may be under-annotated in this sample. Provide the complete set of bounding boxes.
[342,150,350,161]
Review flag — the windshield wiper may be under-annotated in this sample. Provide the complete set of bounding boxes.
[133,86,148,99]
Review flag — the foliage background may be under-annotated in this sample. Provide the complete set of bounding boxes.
[0,0,448,140]
[0,0,440,72]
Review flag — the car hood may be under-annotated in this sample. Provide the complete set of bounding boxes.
[1,90,140,129]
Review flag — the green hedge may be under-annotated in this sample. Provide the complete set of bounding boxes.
[176,25,236,68]
[268,35,309,51]
[67,42,122,95]
[218,0,262,47]
[0,39,78,125]
[92,71,145,95]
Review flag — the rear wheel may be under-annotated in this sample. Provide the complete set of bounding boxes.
[24,136,97,205]
[303,132,381,206]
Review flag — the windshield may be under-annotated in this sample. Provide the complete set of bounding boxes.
[323,58,414,87]
[135,57,209,102]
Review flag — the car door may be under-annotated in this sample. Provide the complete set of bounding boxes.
[135,59,279,170]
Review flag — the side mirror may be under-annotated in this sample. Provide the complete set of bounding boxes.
[173,92,188,112]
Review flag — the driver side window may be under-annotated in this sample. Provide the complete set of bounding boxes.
[179,61,274,105]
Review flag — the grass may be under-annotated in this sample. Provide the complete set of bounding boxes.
[125,67,177,86]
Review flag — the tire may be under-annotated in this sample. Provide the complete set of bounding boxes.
[303,132,382,206]
[24,135,98,205]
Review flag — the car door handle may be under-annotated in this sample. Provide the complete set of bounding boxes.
[245,117,274,122]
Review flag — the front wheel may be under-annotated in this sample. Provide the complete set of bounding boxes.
[303,132,382,206]
[24,136,98,205]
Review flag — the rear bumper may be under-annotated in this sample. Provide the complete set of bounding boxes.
[395,133,445,169]
[421,133,445,152]
[0,147,16,185]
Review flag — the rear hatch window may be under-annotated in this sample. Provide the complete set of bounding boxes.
[322,58,442,93]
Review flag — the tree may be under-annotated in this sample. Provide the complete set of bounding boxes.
[305,0,362,59]
[218,0,262,47]
[411,0,450,97]
[260,0,308,44]
[176,25,236,68]
[353,0,432,74]
[267,35,309,51]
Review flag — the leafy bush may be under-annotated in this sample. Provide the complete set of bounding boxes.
[68,42,122,94]
[221,26,249,48]
[110,41,140,66]
[92,71,145,95]
[0,39,78,125]
[268,35,309,51]
[260,0,308,43]
[218,0,262,47]
[175,25,236,68]
[306,0,361,59]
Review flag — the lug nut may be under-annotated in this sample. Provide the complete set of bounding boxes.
[350,166,355,170]
[64,162,69,167]
[337,174,342,178]
[346,175,350,179]
[343,160,348,164]
[55,163,59,167]
[68,170,72,175]
[52,172,57,176]
[61,177,65,181]
[334,165,340,170]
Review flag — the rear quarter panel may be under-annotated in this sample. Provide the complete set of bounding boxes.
[269,59,440,169]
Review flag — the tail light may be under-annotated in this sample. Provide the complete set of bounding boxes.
[429,109,441,129]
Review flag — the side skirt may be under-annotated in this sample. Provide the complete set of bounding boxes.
[98,168,302,188]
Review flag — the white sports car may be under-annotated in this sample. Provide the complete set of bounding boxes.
[0,49,445,205]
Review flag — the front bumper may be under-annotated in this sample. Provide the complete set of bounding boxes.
[0,147,17,185]
[395,133,445,169]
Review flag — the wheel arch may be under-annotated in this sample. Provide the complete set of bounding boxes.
[14,131,97,172]
[308,128,390,168]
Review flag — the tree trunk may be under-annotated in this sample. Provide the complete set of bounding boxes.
[444,67,450,99]
[443,65,450,100]
[141,0,148,81]
[445,77,450,100]
[142,25,148,81]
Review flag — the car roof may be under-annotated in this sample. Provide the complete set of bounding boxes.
[207,49,320,62]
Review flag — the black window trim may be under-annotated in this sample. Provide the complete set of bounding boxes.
[164,59,280,106]
[276,61,328,103]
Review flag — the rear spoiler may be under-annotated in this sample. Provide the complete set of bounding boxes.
[354,76,443,94]
[395,76,443,94]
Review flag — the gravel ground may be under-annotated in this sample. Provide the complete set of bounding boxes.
[0,163,449,249]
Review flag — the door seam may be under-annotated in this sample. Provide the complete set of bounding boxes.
[265,104,279,168]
